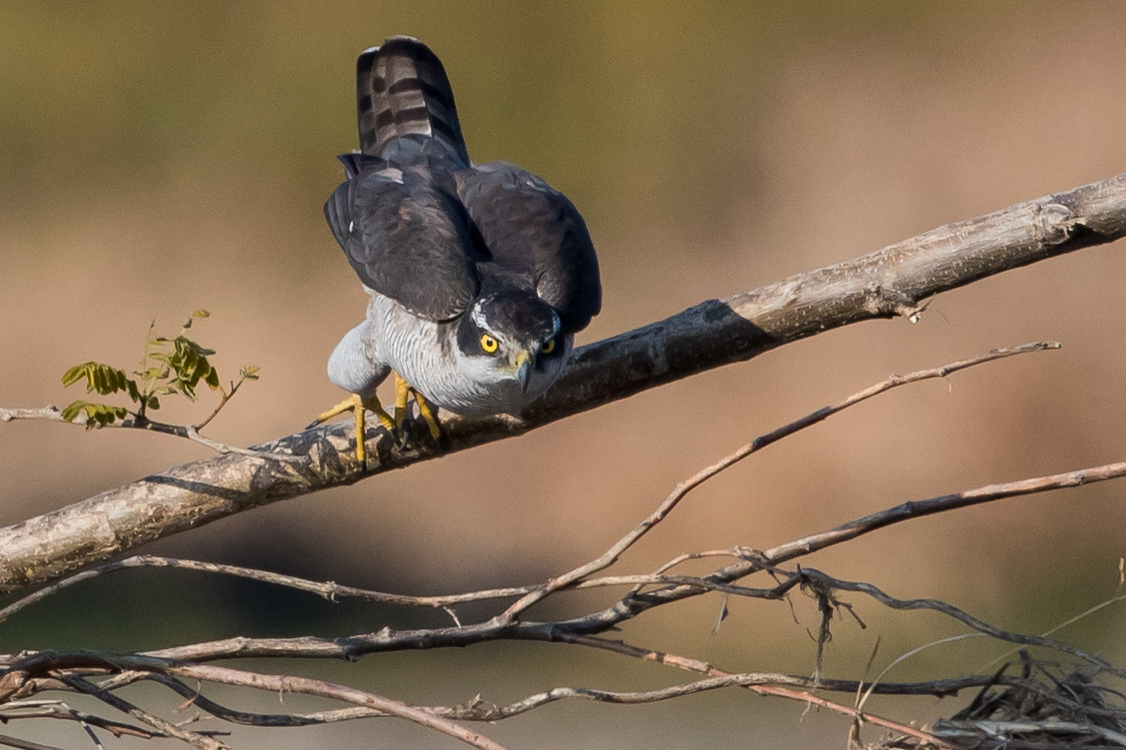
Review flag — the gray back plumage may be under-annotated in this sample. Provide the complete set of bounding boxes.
[326,37,601,337]
[456,164,601,332]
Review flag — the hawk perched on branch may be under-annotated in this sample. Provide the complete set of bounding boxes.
[311,37,602,462]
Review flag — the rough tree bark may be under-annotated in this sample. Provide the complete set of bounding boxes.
[2,171,1125,594]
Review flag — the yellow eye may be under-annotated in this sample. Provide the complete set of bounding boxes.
[480,333,499,353]
[541,339,556,355]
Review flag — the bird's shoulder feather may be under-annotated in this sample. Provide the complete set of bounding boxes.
[456,162,602,333]
[324,155,480,321]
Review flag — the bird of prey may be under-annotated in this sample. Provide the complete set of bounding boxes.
[311,36,601,463]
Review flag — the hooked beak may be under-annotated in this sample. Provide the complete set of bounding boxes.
[512,349,533,393]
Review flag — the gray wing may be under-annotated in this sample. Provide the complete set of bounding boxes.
[456,162,602,333]
[324,154,479,321]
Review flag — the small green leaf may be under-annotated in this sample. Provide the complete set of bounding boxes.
[90,366,105,393]
[62,362,136,396]
[181,336,216,358]
[137,366,166,380]
[62,362,94,387]
[63,310,238,430]
[239,365,260,381]
[62,401,128,430]
[182,310,209,330]
[60,400,87,422]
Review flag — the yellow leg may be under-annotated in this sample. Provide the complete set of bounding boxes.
[391,372,442,441]
[352,397,366,465]
[311,395,361,426]
[412,389,442,440]
[358,395,397,464]
[309,393,396,464]
[394,373,411,427]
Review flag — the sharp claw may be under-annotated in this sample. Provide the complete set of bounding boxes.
[315,379,440,458]
[390,374,443,446]
[312,394,404,465]
[412,390,442,441]
[310,396,362,428]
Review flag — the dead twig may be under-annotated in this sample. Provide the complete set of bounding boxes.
[59,675,226,750]
[550,634,955,748]
[0,554,790,627]
[140,663,509,750]
[795,569,1126,679]
[0,699,160,739]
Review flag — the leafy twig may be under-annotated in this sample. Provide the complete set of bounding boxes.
[0,311,289,460]
[0,406,297,463]
[59,310,257,432]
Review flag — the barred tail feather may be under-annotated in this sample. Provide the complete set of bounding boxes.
[357,36,469,164]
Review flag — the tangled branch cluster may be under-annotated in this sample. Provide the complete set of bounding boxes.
[2,343,1125,750]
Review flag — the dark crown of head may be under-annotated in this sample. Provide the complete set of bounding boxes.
[476,290,558,340]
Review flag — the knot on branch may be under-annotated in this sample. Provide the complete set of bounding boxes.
[860,282,924,321]
[0,669,28,702]
[1034,199,1114,252]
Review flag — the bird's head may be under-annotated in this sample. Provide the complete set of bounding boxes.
[456,290,568,395]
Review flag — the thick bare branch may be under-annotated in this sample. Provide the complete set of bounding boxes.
[1,171,1125,593]
[7,344,1053,625]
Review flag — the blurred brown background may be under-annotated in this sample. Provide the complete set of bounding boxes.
[2,2,1126,748]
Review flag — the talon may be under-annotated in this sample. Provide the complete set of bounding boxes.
[394,373,411,428]
[392,373,443,443]
[412,389,443,440]
[308,396,358,429]
[310,393,398,465]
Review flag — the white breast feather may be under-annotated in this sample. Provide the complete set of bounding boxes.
[359,293,567,416]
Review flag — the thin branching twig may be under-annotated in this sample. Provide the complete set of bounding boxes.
[494,342,1061,623]
[0,406,299,462]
